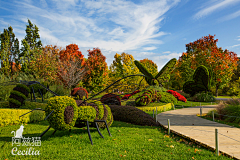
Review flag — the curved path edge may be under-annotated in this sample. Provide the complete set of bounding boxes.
[157,104,240,159]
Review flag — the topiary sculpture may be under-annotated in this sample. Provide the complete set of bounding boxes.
[135,88,162,106]
[71,87,88,100]
[9,84,30,108]
[134,58,177,87]
[75,100,113,129]
[21,96,113,145]
[108,104,160,127]
[100,93,121,105]
[183,65,211,97]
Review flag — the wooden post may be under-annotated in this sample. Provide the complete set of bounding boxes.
[212,111,215,121]
[168,119,170,135]
[215,129,219,156]
[164,106,166,112]
[200,107,202,116]
[156,107,158,122]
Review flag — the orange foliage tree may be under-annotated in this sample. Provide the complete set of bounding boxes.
[170,34,239,96]
[56,44,87,89]
[82,48,109,94]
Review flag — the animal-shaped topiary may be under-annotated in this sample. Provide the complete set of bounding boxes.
[75,100,113,129]
[108,104,160,127]
[100,93,121,105]
[27,81,49,102]
[134,58,177,87]
[135,88,162,106]
[71,87,88,100]
[183,65,211,97]
[9,84,30,108]
[45,96,79,131]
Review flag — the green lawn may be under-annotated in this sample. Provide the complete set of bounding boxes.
[0,115,232,160]
[0,96,233,159]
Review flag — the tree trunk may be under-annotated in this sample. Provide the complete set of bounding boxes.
[215,85,219,97]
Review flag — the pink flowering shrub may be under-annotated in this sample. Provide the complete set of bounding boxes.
[167,90,187,103]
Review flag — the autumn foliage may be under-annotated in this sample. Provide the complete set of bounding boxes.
[29,45,63,84]
[82,48,109,94]
[139,58,158,77]
[171,34,238,95]
[56,44,86,88]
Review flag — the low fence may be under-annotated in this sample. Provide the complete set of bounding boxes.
[155,104,240,159]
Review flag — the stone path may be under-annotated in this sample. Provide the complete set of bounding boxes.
[157,102,240,159]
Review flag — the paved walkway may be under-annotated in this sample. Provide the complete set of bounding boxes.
[157,102,240,159]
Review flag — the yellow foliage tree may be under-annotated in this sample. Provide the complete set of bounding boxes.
[108,52,144,93]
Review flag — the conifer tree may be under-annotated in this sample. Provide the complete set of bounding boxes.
[0,26,21,78]
[19,19,42,76]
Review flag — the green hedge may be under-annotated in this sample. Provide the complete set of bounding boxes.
[0,109,45,127]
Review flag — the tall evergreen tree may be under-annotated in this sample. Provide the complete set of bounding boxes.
[0,26,21,78]
[19,19,42,76]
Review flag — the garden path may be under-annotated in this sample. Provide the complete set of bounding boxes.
[157,99,240,159]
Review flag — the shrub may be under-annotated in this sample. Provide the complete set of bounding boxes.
[167,90,187,103]
[192,91,216,102]
[159,92,178,104]
[53,85,67,96]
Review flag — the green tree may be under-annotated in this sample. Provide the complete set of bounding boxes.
[108,52,142,93]
[169,52,195,90]
[82,48,109,94]
[19,19,42,77]
[0,26,21,78]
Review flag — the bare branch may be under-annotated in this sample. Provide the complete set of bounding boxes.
[56,59,89,89]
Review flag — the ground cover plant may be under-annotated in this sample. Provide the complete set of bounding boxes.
[198,98,240,128]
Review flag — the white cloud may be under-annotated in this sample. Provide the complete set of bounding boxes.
[143,47,157,51]
[218,9,240,22]
[0,0,183,68]
[230,44,240,48]
[163,51,171,54]
[193,0,240,20]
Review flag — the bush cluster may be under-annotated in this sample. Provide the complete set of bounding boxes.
[159,91,178,105]
[192,91,216,102]
[167,90,187,103]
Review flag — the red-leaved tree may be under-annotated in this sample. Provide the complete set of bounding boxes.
[171,34,239,96]
[56,44,87,89]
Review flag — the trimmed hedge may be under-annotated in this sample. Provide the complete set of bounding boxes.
[0,109,45,127]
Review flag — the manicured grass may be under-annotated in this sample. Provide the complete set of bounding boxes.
[0,93,234,159]
[0,116,232,159]
[213,95,240,99]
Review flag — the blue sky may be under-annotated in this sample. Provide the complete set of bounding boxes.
[0,0,240,71]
